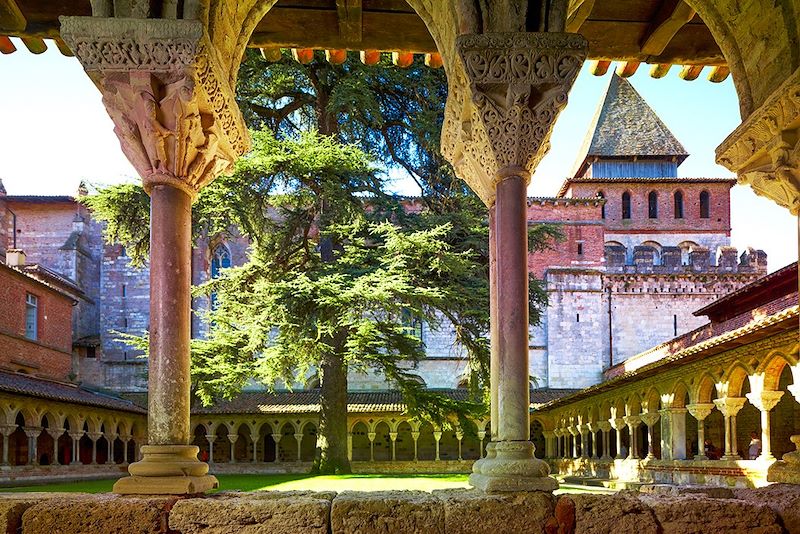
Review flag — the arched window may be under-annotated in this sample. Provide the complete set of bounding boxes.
[621,192,631,219]
[210,244,231,279]
[699,191,710,218]
[597,191,605,219]
[648,191,658,219]
[674,191,684,219]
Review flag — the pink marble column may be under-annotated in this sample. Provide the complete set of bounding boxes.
[488,205,499,440]
[494,172,530,443]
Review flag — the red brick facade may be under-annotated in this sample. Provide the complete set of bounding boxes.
[0,264,74,380]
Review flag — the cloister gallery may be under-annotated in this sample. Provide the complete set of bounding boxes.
[0,0,800,532]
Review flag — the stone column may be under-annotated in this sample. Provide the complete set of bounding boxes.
[579,425,590,459]
[568,427,580,459]
[106,433,119,464]
[623,416,642,459]
[23,428,41,465]
[251,434,259,463]
[87,432,102,465]
[598,422,612,460]
[686,404,714,460]
[47,428,64,466]
[768,380,800,483]
[433,430,442,462]
[389,432,398,461]
[640,413,660,460]
[661,408,687,461]
[456,430,464,461]
[205,435,216,464]
[228,434,239,464]
[346,432,353,461]
[294,433,303,462]
[714,397,747,460]
[477,430,486,459]
[69,432,83,464]
[586,424,599,459]
[746,390,784,461]
[610,418,625,459]
[446,32,586,493]
[0,425,16,465]
[367,432,376,462]
[120,435,131,465]
[411,431,419,461]
[543,431,555,459]
[60,15,246,495]
[271,434,282,463]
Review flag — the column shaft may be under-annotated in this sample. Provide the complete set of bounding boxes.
[494,175,530,442]
[761,409,773,460]
[148,184,193,445]
[489,206,499,439]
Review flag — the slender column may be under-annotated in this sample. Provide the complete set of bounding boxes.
[578,425,589,459]
[271,433,282,463]
[640,413,660,460]
[433,431,442,461]
[477,430,486,459]
[746,390,784,461]
[623,416,642,459]
[597,422,612,460]
[663,408,687,460]
[228,434,239,463]
[411,431,419,461]
[714,397,746,460]
[293,433,303,462]
[611,418,625,459]
[69,432,83,464]
[251,435,259,463]
[456,430,464,461]
[87,432,102,465]
[586,424,599,459]
[106,433,119,464]
[121,436,131,465]
[543,431,555,459]
[24,428,41,465]
[568,427,580,459]
[367,432,376,462]
[686,404,714,460]
[389,432,398,461]
[488,205,499,440]
[346,432,353,461]
[205,435,216,463]
[0,425,16,465]
[46,429,64,466]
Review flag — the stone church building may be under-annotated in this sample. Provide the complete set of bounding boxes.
[0,74,776,475]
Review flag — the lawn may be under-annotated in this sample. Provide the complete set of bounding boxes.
[0,474,616,495]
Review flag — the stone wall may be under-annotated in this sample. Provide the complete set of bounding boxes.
[2,484,797,533]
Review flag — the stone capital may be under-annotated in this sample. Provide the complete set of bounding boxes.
[686,403,715,421]
[713,397,747,417]
[389,432,399,441]
[597,421,612,433]
[441,32,587,205]
[567,426,579,436]
[87,431,104,441]
[271,433,282,443]
[640,412,660,428]
[227,434,239,444]
[204,434,217,443]
[68,431,85,441]
[59,16,249,200]
[716,65,800,214]
[609,418,626,431]
[746,390,785,412]
[23,427,42,439]
[623,415,641,428]
[0,424,17,437]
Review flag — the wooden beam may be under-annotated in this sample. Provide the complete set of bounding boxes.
[0,34,15,54]
[640,0,696,57]
[21,36,46,54]
[588,60,611,76]
[53,37,73,56]
[392,52,414,68]
[707,65,730,83]
[0,0,25,32]
[325,49,347,65]
[335,0,362,44]
[424,52,442,69]
[615,61,640,77]
[292,48,315,64]
[360,50,380,65]
[566,0,595,33]
[679,64,703,80]
[649,63,672,78]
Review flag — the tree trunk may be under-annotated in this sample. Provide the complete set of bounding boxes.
[314,351,351,474]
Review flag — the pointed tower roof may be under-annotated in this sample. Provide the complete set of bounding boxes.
[571,73,688,178]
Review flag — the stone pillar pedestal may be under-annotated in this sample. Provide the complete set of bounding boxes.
[687,404,714,460]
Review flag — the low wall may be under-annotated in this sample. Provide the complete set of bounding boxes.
[550,458,770,488]
[1,484,798,533]
[0,464,126,486]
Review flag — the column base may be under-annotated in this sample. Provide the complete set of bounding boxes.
[721,455,740,461]
[693,454,708,460]
[469,440,557,494]
[114,445,217,495]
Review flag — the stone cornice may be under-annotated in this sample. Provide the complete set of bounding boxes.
[716,65,800,214]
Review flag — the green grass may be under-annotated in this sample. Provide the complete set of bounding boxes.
[0,474,616,494]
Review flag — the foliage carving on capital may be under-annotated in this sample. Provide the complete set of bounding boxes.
[441,32,587,205]
[716,66,800,214]
[59,16,249,197]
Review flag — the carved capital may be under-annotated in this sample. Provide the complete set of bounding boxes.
[686,403,715,421]
[442,32,587,205]
[746,390,785,412]
[609,417,626,431]
[716,66,800,214]
[713,396,747,417]
[640,412,660,428]
[623,415,641,428]
[59,17,249,199]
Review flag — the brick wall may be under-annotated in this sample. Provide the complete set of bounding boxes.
[0,265,73,380]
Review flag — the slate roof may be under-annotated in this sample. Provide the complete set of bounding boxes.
[0,371,145,413]
[571,73,688,178]
[189,388,579,415]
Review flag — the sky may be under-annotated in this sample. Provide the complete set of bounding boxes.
[0,39,796,271]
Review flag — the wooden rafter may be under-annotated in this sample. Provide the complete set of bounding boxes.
[0,0,25,32]
[566,0,595,33]
[640,0,696,57]
[335,0,362,44]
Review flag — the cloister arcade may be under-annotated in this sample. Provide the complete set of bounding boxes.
[0,395,144,474]
[534,327,800,487]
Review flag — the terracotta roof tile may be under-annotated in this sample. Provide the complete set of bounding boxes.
[0,371,144,413]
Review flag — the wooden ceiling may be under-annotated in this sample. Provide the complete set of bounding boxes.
[1,0,726,77]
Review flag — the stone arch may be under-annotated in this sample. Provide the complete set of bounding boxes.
[624,394,642,416]
[759,352,795,391]
[671,381,691,408]
[373,420,392,461]
[277,421,296,462]
[641,240,662,266]
[723,362,754,397]
[350,421,370,462]
[643,387,662,413]
[695,373,719,403]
